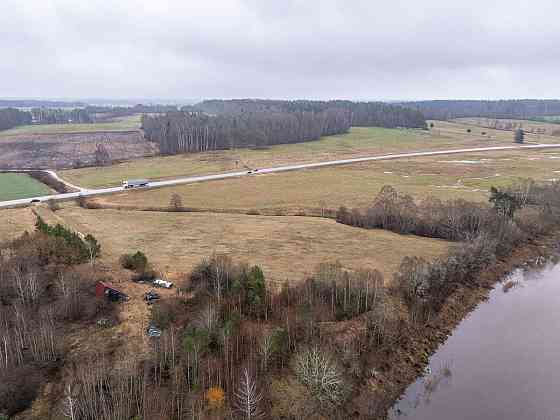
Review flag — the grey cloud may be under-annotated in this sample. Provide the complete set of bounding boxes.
[1,0,559,100]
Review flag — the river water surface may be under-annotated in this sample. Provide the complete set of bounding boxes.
[389,261,560,420]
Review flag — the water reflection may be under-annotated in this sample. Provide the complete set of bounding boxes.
[389,260,560,420]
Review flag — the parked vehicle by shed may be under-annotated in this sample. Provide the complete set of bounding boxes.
[95,281,129,302]
[147,324,162,338]
[144,290,160,304]
[153,278,173,289]
[122,179,149,189]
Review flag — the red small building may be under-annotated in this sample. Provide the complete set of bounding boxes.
[96,281,129,302]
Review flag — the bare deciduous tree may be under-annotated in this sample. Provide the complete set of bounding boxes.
[169,193,183,211]
[294,347,347,406]
[234,368,264,420]
[258,333,273,371]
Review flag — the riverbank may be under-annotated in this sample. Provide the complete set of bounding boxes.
[352,233,560,419]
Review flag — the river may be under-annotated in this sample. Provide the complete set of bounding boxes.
[388,259,560,420]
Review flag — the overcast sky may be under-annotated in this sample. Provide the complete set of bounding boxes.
[1,0,559,101]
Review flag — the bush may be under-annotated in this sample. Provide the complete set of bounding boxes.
[294,347,348,406]
[120,251,148,272]
[169,193,183,211]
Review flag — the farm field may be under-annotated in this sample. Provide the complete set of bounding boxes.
[97,149,560,212]
[0,173,51,201]
[0,114,142,137]
[0,131,157,169]
[59,120,558,189]
[53,205,450,284]
[0,207,37,241]
[454,117,560,137]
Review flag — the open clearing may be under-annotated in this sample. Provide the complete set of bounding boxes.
[0,173,51,201]
[97,149,560,213]
[53,205,449,284]
[0,131,157,169]
[60,121,559,188]
[0,114,142,137]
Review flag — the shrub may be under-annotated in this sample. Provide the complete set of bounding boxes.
[120,251,148,272]
[294,347,348,406]
[206,386,225,410]
[169,193,183,211]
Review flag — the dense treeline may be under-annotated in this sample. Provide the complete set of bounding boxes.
[53,256,386,419]
[143,99,427,155]
[0,99,86,108]
[142,108,352,153]
[0,220,112,416]
[30,108,92,124]
[401,99,560,120]
[0,107,91,131]
[192,99,427,129]
[338,181,560,319]
[0,103,178,131]
[0,108,31,131]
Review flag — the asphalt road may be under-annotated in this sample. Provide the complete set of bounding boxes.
[2,143,560,208]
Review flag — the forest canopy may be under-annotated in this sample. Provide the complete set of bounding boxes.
[144,99,427,155]
[401,99,560,120]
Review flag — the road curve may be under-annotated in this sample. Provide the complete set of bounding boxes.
[2,143,560,209]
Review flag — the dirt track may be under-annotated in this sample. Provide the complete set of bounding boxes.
[0,131,158,169]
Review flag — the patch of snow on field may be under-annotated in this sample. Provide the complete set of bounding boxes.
[430,185,467,190]
[438,160,482,164]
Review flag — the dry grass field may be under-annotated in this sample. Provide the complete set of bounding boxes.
[0,207,37,241]
[53,205,449,284]
[97,148,560,213]
[60,120,557,189]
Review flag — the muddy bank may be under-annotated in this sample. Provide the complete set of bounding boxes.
[352,233,560,419]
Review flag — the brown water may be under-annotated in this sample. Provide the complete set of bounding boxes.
[389,261,560,420]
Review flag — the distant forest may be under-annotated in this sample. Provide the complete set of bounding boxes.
[0,104,178,132]
[0,99,86,108]
[86,104,179,120]
[0,108,32,131]
[142,108,352,153]
[191,99,427,129]
[144,100,427,154]
[0,107,92,130]
[402,99,560,120]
